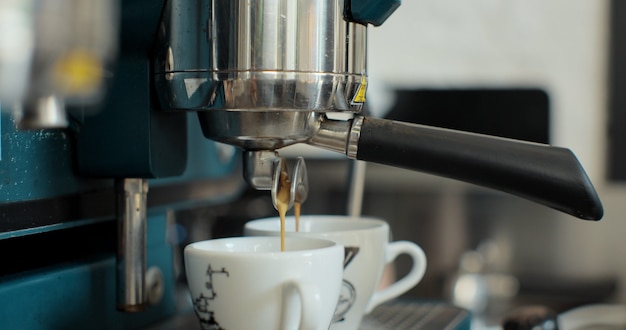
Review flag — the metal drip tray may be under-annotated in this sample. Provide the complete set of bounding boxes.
[147,299,471,330]
[360,300,471,330]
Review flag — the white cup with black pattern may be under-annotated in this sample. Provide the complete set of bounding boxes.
[244,215,427,330]
[184,236,344,330]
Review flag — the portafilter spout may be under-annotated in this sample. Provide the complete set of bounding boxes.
[243,150,309,213]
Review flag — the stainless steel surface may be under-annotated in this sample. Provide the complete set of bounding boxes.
[198,109,357,161]
[243,150,281,190]
[198,111,321,150]
[271,157,291,210]
[269,156,309,211]
[116,178,149,312]
[292,157,309,205]
[360,300,471,330]
[347,115,364,159]
[156,0,369,156]
[308,114,354,154]
[198,109,358,193]
[347,160,367,216]
[242,151,308,211]
[154,0,367,113]
[145,294,471,330]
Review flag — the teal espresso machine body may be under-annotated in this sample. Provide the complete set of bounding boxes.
[0,1,242,328]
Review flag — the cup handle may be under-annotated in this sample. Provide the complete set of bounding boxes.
[365,241,427,313]
[281,281,321,330]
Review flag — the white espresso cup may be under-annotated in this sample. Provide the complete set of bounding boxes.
[184,236,344,330]
[244,215,428,330]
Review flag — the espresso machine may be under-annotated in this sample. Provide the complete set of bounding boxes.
[0,0,603,329]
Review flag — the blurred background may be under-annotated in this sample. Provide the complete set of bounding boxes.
[173,0,626,326]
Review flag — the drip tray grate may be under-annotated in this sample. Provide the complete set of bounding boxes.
[361,300,471,330]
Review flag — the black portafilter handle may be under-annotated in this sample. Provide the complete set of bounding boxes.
[355,117,603,220]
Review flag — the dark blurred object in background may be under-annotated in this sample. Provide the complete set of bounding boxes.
[385,89,549,144]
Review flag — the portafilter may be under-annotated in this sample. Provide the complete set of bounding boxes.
[153,0,602,221]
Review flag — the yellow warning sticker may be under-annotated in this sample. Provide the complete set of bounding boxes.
[352,76,367,104]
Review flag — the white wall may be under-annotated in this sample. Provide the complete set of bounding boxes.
[367,0,609,184]
[367,1,626,304]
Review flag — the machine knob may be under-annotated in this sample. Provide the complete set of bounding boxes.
[346,0,401,26]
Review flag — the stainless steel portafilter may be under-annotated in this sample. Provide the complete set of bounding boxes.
[153,0,602,221]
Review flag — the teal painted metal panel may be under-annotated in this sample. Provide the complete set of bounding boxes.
[0,214,177,330]
[0,113,112,202]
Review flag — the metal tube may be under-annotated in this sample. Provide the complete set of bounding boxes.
[307,115,353,154]
[154,0,367,113]
[346,160,366,217]
[116,178,148,312]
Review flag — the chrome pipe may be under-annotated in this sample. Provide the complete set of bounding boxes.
[346,160,367,217]
[116,178,149,312]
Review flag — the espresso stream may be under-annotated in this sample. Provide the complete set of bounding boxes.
[275,163,302,252]
[294,202,301,232]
